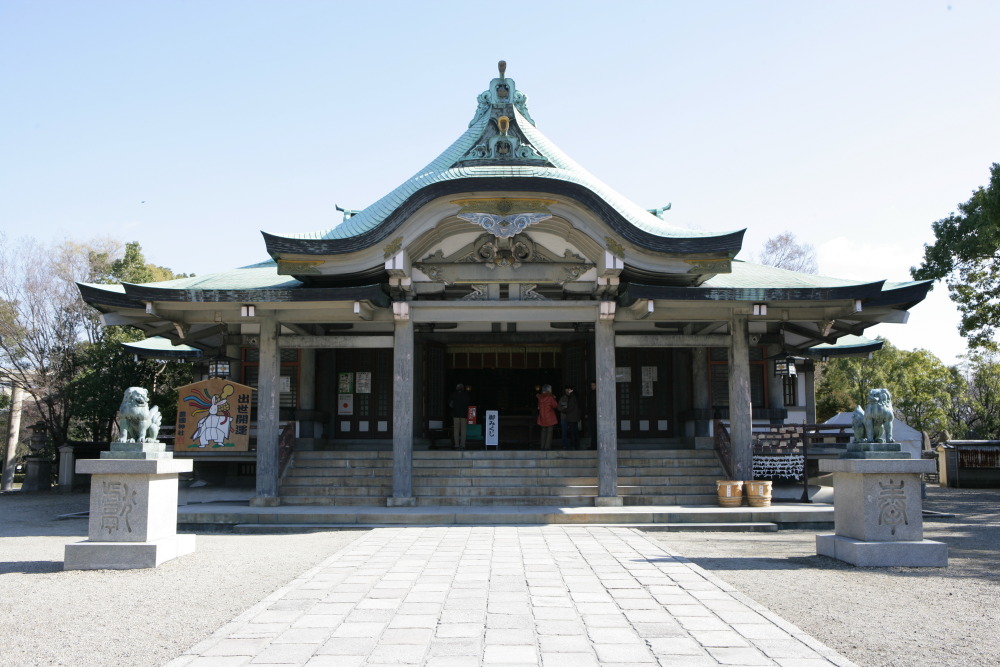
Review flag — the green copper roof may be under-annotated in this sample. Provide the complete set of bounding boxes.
[135,261,301,291]
[802,335,884,357]
[123,337,203,359]
[268,67,739,244]
[703,261,873,290]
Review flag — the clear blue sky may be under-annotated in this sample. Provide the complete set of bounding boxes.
[2,1,998,366]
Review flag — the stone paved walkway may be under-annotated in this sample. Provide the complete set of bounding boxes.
[166,526,854,667]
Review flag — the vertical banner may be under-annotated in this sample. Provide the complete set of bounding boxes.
[485,410,499,448]
[175,378,254,451]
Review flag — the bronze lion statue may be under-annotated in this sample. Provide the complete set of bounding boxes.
[864,388,894,443]
[118,387,162,443]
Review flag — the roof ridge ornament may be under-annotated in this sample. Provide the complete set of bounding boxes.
[459,61,545,164]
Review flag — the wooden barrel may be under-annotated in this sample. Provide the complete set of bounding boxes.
[716,480,744,507]
[745,480,773,507]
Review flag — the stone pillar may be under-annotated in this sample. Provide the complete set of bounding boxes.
[595,315,621,506]
[252,316,281,506]
[1,384,24,491]
[691,347,710,438]
[767,345,785,424]
[389,310,415,507]
[58,444,76,493]
[728,314,752,480]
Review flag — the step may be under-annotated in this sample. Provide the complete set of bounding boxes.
[229,521,779,534]
[177,504,835,528]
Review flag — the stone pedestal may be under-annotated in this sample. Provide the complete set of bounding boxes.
[816,459,947,567]
[65,442,195,570]
[21,457,52,492]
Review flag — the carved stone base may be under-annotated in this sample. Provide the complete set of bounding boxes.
[65,534,196,570]
[816,534,947,567]
[843,441,911,460]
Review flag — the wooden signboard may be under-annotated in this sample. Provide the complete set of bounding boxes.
[175,378,254,451]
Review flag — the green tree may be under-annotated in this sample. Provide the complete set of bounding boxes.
[815,340,957,438]
[962,350,1000,439]
[912,163,1000,349]
[67,241,192,442]
[0,236,192,445]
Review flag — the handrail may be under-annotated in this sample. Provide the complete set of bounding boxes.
[277,422,297,478]
[713,419,734,480]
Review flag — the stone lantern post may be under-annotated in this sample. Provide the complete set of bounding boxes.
[20,421,52,492]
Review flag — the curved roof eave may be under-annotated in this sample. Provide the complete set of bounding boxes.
[800,336,885,358]
[123,337,204,360]
[618,280,887,306]
[120,282,390,307]
[263,174,745,259]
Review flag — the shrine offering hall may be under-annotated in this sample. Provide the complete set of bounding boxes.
[81,62,929,507]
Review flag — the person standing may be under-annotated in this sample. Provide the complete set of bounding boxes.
[449,383,469,450]
[536,385,558,450]
[558,385,581,449]
[585,380,597,449]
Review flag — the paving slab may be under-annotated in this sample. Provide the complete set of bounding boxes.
[166,526,855,667]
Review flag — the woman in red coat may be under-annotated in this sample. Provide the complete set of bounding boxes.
[536,384,558,450]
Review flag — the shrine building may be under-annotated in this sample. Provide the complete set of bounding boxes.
[80,63,931,507]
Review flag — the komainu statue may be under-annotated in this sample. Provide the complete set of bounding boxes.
[118,387,162,443]
[863,388,894,443]
[851,405,867,443]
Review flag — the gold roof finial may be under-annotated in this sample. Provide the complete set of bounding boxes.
[498,60,507,80]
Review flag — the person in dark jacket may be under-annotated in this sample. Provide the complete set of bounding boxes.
[449,383,469,449]
[557,385,581,449]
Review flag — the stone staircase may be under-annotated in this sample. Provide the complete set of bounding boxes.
[279,449,724,507]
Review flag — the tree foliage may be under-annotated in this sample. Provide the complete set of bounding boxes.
[961,350,1000,439]
[0,236,191,444]
[816,339,956,439]
[757,231,818,274]
[912,163,1000,349]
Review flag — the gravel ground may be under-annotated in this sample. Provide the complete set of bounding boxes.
[649,486,1000,667]
[0,491,365,667]
[1,486,997,667]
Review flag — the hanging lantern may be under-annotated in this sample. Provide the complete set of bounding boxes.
[774,355,797,377]
[208,351,231,379]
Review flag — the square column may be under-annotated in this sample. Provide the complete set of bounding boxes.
[728,313,752,480]
[389,307,415,507]
[595,315,621,506]
[252,316,281,506]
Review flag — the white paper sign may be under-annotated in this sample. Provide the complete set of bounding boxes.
[356,372,371,394]
[485,410,499,447]
[337,393,354,416]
